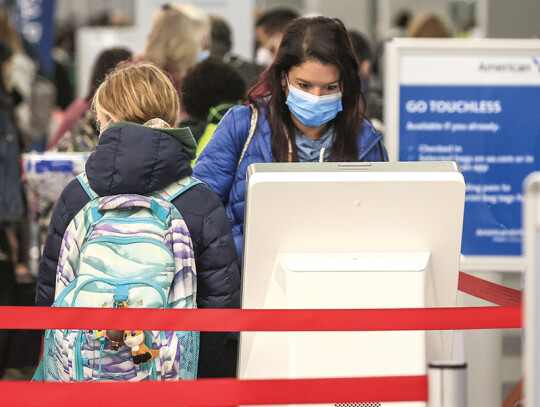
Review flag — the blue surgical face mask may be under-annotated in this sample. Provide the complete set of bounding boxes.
[285,77,343,127]
[197,49,210,63]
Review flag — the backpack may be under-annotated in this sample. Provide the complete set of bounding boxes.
[34,173,201,382]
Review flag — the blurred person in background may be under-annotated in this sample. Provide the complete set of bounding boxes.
[348,30,383,130]
[0,38,24,276]
[52,23,76,110]
[0,15,33,283]
[0,38,26,378]
[387,9,412,38]
[34,48,132,254]
[193,17,388,266]
[139,2,210,99]
[457,18,483,38]
[47,47,132,152]
[406,13,452,38]
[210,14,264,87]
[372,9,412,93]
[254,8,298,67]
[0,12,45,76]
[89,9,132,27]
[179,56,246,164]
[0,13,55,151]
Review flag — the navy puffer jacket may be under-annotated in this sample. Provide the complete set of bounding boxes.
[36,122,240,378]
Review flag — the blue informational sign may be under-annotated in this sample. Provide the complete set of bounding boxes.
[15,0,56,76]
[400,85,540,256]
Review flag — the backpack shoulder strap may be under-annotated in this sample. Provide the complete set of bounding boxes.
[32,356,45,381]
[191,123,218,167]
[153,176,204,203]
[237,104,258,170]
[78,172,202,205]
[76,172,98,200]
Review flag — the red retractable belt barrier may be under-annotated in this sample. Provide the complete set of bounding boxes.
[0,273,518,332]
[0,272,523,406]
[0,305,522,331]
[0,376,428,406]
[458,271,523,306]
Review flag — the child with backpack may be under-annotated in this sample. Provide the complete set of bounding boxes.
[35,61,240,381]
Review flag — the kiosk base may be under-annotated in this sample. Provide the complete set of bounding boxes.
[239,252,431,407]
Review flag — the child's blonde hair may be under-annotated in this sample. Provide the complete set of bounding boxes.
[94,62,180,127]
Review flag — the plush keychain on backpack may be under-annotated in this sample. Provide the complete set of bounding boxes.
[103,330,125,351]
[123,330,160,364]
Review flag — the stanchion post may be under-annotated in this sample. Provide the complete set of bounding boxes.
[428,361,467,407]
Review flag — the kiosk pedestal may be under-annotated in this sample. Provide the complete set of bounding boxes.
[240,252,431,407]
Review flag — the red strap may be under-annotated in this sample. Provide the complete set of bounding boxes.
[0,305,522,331]
[0,376,428,406]
[458,271,523,306]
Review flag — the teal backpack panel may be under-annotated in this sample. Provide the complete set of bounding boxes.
[35,173,202,382]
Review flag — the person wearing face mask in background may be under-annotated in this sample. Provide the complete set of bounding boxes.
[193,16,388,266]
[210,15,264,88]
[254,8,298,67]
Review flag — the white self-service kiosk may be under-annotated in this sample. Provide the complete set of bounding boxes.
[239,161,466,407]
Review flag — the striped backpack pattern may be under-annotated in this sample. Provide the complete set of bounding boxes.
[36,173,201,382]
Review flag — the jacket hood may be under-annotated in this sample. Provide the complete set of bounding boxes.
[179,117,207,143]
[86,121,197,196]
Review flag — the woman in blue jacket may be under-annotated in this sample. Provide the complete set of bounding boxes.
[193,16,388,265]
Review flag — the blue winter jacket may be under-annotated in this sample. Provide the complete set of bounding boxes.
[192,104,388,265]
[35,122,241,378]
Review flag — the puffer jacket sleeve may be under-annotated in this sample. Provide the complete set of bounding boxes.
[171,184,240,377]
[358,119,389,162]
[198,192,241,376]
[35,179,89,306]
[192,105,251,203]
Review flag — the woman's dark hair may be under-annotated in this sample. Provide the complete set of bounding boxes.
[86,47,133,101]
[248,16,364,162]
